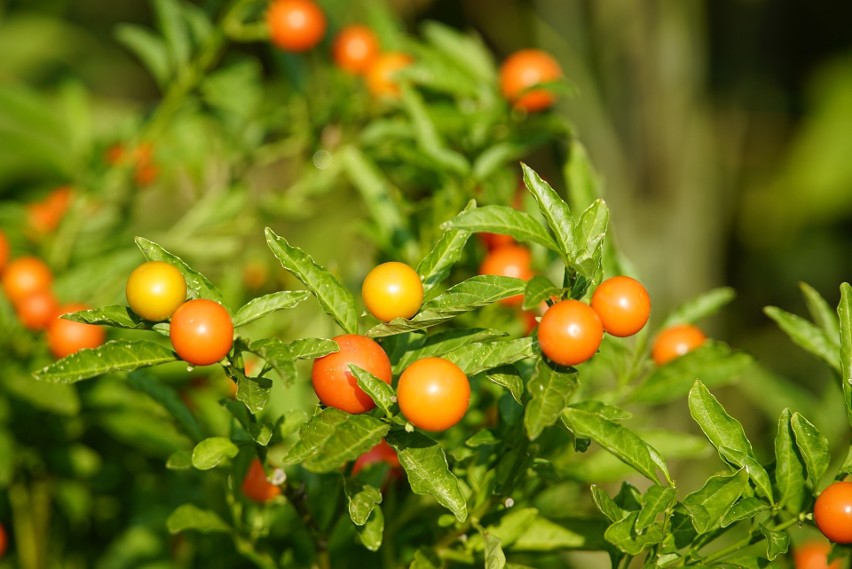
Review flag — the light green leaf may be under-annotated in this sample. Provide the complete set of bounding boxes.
[774,409,807,513]
[417,203,473,296]
[154,0,191,69]
[765,306,841,371]
[718,446,774,503]
[191,437,238,470]
[63,305,146,329]
[603,511,663,555]
[483,532,506,569]
[167,504,230,534]
[445,337,535,376]
[442,205,558,252]
[682,469,749,534]
[590,485,623,523]
[236,374,273,414]
[636,485,676,532]
[791,412,830,488]
[563,140,600,214]
[386,430,467,522]
[838,283,852,429]
[661,287,736,328]
[400,86,469,176]
[762,526,789,561]
[135,237,224,304]
[351,365,396,417]
[395,328,507,372]
[114,24,172,87]
[127,371,202,441]
[800,282,840,340]
[511,516,586,551]
[33,340,177,383]
[521,163,573,261]
[525,359,578,440]
[265,228,359,335]
[233,290,310,327]
[344,478,382,526]
[688,381,758,467]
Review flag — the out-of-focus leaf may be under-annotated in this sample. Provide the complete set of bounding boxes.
[191,437,238,470]
[167,504,230,534]
[115,24,172,87]
[800,282,840,340]
[765,306,840,371]
[660,287,736,328]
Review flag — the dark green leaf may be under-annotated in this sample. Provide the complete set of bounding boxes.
[351,365,396,417]
[395,328,506,372]
[718,446,774,503]
[774,409,807,513]
[356,504,384,551]
[409,549,442,569]
[590,485,623,523]
[720,497,769,528]
[233,290,310,327]
[386,430,467,522]
[524,359,578,440]
[417,203,473,296]
[483,365,525,404]
[265,228,359,334]
[285,408,388,473]
[603,511,663,556]
[167,504,230,534]
[135,237,224,304]
[236,374,272,415]
[791,412,830,488]
[33,340,177,383]
[688,380,758,466]
[522,275,560,310]
[344,478,382,526]
[191,437,238,470]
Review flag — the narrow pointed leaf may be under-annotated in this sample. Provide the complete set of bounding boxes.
[688,381,757,464]
[719,446,774,503]
[521,163,573,260]
[265,228,359,334]
[135,237,224,304]
[445,337,535,376]
[682,469,749,534]
[563,408,667,485]
[417,203,473,295]
[574,199,609,263]
[774,409,807,513]
[800,282,840,340]
[838,283,852,428]
[563,140,600,214]
[351,365,396,417]
[154,0,190,68]
[386,430,467,521]
[791,412,830,488]
[524,359,578,440]
[285,408,388,473]
[442,205,558,251]
[591,485,623,522]
[233,290,310,327]
[395,328,507,372]
[636,485,676,532]
[661,287,736,328]
[62,305,146,328]
[115,25,172,87]
[33,340,177,383]
[765,306,840,371]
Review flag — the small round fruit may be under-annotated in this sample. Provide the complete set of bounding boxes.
[352,439,401,482]
[366,52,412,98]
[651,324,706,365]
[499,49,562,112]
[0,231,10,274]
[590,276,651,337]
[362,261,423,322]
[2,256,52,304]
[47,304,106,358]
[397,357,470,431]
[333,25,380,74]
[169,299,234,366]
[814,481,852,544]
[267,0,326,52]
[537,300,603,366]
[793,540,842,569]
[311,334,392,414]
[15,289,59,331]
[241,458,281,503]
[125,261,187,321]
[27,186,72,234]
[478,244,534,305]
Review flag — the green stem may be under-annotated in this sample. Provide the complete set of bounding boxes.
[697,517,799,565]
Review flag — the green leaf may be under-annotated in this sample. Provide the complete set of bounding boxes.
[166,449,193,471]
[720,497,769,528]
[487,508,540,547]
[265,228,359,334]
[341,146,418,263]
[420,21,495,83]
[682,469,749,534]
[522,275,560,310]
[631,342,754,404]
[191,437,238,470]
[356,504,384,551]
[127,371,203,441]
[573,199,609,281]
[521,163,574,261]
[800,282,840,340]
[134,237,224,304]
[236,374,273,414]
[483,532,506,569]
[603,511,663,556]
[114,24,172,87]
[63,305,146,329]
[285,408,388,473]
[344,478,382,526]
[233,290,310,327]
[417,203,473,296]
[838,283,852,429]
[367,275,526,337]
[636,485,676,532]
[762,526,789,561]
[166,504,230,534]
[562,408,668,485]
[33,340,177,383]
[409,549,442,569]
[511,516,587,551]
[386,430,467,522]
[791,412,830,488]
[591,485,623,523]
[445,337,535,376]
[524,359,578,440]
[688,381,758,467]
[351,365,396,417]
[483,365,525,404]
[764,306,841,371]
[400,86,470,176]
[154,0,190,69]
[774,409,807,513]
[718,446,774,503]
[660,287,736,328]
[442,205,558,252]
[395,328,507,372]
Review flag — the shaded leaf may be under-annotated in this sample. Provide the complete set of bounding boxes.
[167,504,230,534]
[525,359,578,440]
[765,306,840,371]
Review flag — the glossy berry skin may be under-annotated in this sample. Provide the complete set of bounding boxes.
[15,289,59,331]
[311,334,392,414]
[793,540,842,569]
[499,49,562,112]
[537,300,603,366]
[241,458,281,503]
[125,261,187,321]
[267,0,326,52]
[591,276,651,337]
[333,25,380,74]
[366,52,412,99]
[3,257,53,304]
[651,324,706,365]
[397,357,470,431]
[169,299,234,366]
[47,304,106,359]
[479,244,534,306]
[362,262,423,322]
[814,481,852,544]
